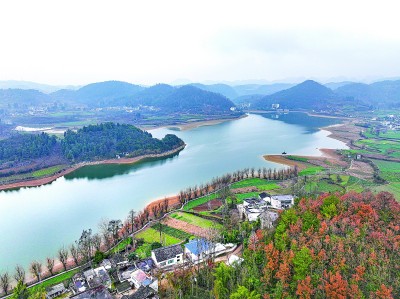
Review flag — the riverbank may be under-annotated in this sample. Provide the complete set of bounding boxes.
[0,144,186,191]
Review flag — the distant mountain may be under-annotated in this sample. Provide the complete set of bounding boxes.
[51,81,145,106]
[253,80,338,110]
[0,80,79,93]
[324,81,355,90]
[233,83,295,96]
[0,89,52,106]
[336,80,400,107]
[190,83,238,99]
[161,85,236,114]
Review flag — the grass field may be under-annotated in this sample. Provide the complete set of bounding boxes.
[286,155,309,162]
[32,165,66,178]
[372,182,400,201]
[371,159,400,182]
[230,178,280,191]
[234,192,260,203]
[356,139,400,158]
[298,166,325,176]
[135,227,181,246]
[29,269,79,292]
[183,193,219,211]
[152,223,192,240]
[170,212,221,229]
[111,237,132,253]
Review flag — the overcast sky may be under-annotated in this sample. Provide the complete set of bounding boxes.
[0,0,399,85]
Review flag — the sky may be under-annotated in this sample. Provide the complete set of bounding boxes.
[0,0,400,86]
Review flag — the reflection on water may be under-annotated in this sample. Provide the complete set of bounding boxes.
[65,151,182,180]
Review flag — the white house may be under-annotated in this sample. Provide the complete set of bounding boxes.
[129,269,153,289]
[184,239,234,263]
[151,244,183,268]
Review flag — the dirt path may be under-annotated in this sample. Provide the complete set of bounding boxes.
[163,217,211,238]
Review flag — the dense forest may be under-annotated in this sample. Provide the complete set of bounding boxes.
[162,191,399,298]
[61,123,184,162]
[0,123,184,167]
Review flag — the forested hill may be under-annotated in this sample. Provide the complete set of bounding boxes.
[61,123,184,162]
[0,123,184,167]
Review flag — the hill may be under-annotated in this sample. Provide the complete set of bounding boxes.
[190,83,238,99]
[233,83,295,96]
[0,80,79,93]
[51,81,145,106]
[253,80,337,110]
[336,80,400,107]
[0,89,52,106]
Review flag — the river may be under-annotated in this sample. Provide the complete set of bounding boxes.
[0,113,347,271]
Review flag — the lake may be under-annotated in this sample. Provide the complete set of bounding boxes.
[0,113,347,271]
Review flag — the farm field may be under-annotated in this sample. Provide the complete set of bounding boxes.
[183,193,219,211]
[29,269,79,292]
[170,212,222,229]
[230,178,279,190]
[135,227,181,246]
[298,166,325,176]
[32,165,67,178]
[152,223,192,240]
[371,159,400,182]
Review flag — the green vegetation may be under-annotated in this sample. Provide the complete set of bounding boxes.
[298,166,324,176]
[356,138,400,158]
[183,193,219,211]
[230,178,280,191]
[111,237,132,253]
[152,223,192,240]
[170,212,221,229]
[286,155,309,162]
[235,192,260,203]
[371,159,400,182]
[62,123,184,162]
[32,165,66,178]
[29,269,79,292]
[135,228,181,246]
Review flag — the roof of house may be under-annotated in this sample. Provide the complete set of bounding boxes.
[46,283,66,297]
[152,244,183,263]
[131,269,152,286]
[115,281,131,294]
[271,195,294,202]
[70,285,114,299]
[259,192,270,199]
[184,238,211,255]
[130,285,158,299]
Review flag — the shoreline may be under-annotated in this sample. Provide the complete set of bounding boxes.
[0,144,186,192]
[144,114,248,131]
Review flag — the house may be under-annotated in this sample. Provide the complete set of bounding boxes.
[129,269,153,289]
[127,285,159,299]
[115,281,132,294]
[184,239,234,263]
[136,258,155,272]
[46,283,66,299]
[83,267,111,289]
[271,195,294,209]
[118,265,137,282]
[151,244,183,268]
[70,285,114,299]
[100,259,112,270]
[258,192,270,201]
[71,273,89,294]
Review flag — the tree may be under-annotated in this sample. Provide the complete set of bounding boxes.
[230,286,260,299]
[29,261,42,282]
[14,265,25,283]
[29,287,46,299]
[0,272,11,295]
[213,263,233,299]
[10,281,29,299]
[92,233,102,252]
[57,247,69,271]
[108,219,123,244]
[127,209,137,233]
[78,229,93,263]
[46,257,55,276]
[93,251,105,264]
[70,244,80,266]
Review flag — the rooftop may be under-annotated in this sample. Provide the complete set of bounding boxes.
[129,285,158,299]
[70,285,114,299]
[46,283,66,297]
[152,244,183,263]
[185,238,211,255]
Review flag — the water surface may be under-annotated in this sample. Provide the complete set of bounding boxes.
[0,113,346,271]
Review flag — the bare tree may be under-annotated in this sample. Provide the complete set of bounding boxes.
[70,244,80,266]
[46,257,55,276]
[92,233,102,252]
[14,265,25,283]
[29,261,42,282]
[78,229,93,263]
[108,219,123,244]
[127,209,137,233]
[98,218,111,250]
[57,246,69,271]
[0,272,11,295]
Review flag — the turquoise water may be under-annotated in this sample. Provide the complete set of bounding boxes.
[0,113,346,271]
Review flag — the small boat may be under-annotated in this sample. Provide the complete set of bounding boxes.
[282,151,287,155]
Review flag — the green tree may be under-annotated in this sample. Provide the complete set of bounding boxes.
[11,281,29,299]
[230,285,260,299]
[293,247,313,281]
[213,263,233,299]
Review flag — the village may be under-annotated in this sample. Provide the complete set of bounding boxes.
[39,189,295,299]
